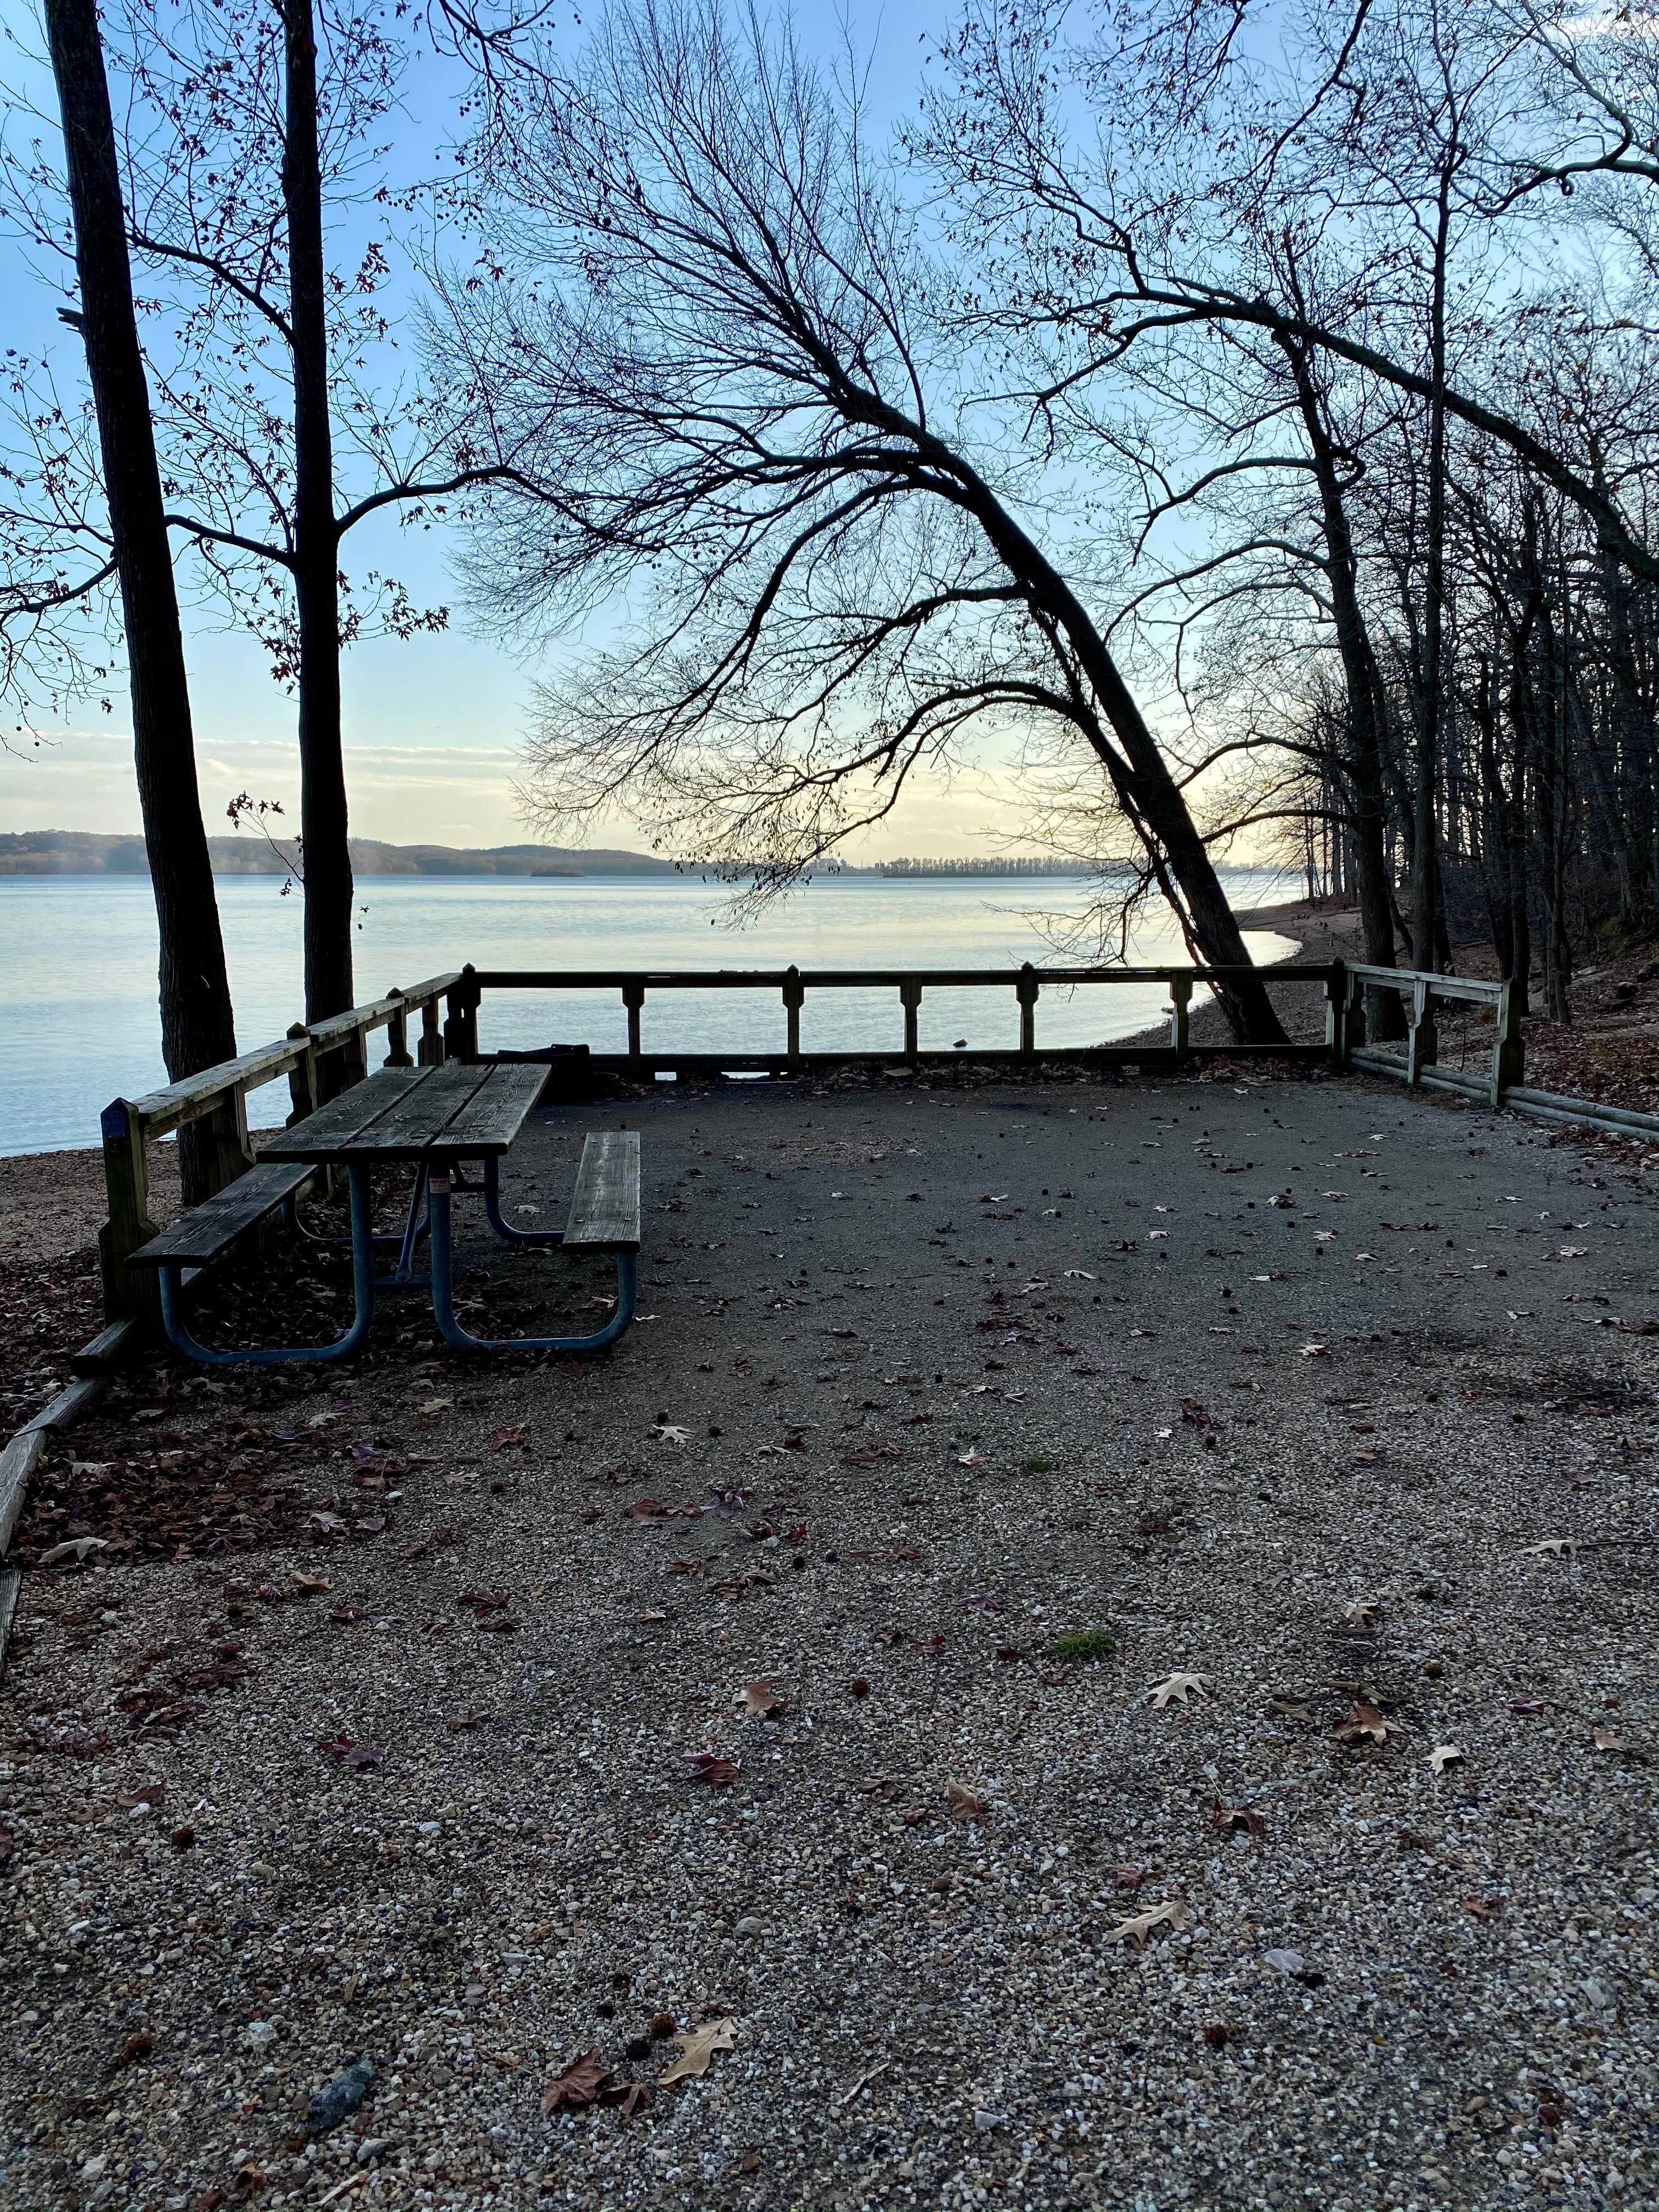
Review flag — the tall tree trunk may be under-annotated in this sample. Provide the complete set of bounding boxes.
[1413,168,1453,978]
[44,0,237,1199]
[282,0,354,1024]
[1282,338,1407,1039]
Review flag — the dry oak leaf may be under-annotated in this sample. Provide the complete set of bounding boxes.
[601,2081,651,2120]
[1148,1671,1212,1709]
[489,1425,527,1452]
[1333,1703,1399,1745]
[654,1424,691,1446]
[1593,1728,1633,1754]
[1344,1598,1381,1628]
[319,1735,385,1769]
[1428,1744,1464,1775]
[39,1537,109,1567]
[1211,1800,1266,1842]
[661,2018,736,2087]
[543,2049,608,2114]
[735,1680,787,1718]
[684,1751,742,1787]
[946,1779,989,1822]
[1105,1899,1190,1950]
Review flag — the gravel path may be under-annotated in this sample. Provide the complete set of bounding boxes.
[1,1070,1654,2212]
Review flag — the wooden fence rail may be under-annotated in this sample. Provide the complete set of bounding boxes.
[96,951,1590,1332]
[450,960,1341,1074]
[100,973,460,1322]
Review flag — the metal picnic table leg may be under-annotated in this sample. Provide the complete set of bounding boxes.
[427,1171,637,1353]
[482,1153,566,1246]
[388,1164,431,1284]
[285,1176,430,1256]
[156,1162,377,1367]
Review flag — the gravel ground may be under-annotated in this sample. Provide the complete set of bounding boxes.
[1,1069,1655,2212]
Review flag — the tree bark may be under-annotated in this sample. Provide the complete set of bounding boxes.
[909,437,1289,1042]
[282,0,354,1025]
[1412,164,1454,977]
[1282,340,1407,1040]
[44,0,237,1198]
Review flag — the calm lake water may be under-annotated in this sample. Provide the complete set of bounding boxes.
[0,871,1299,1154]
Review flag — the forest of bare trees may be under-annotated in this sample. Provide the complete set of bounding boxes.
[7,0,1659,1050]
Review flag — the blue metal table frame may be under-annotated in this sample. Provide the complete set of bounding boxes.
[156,1065,637,1365]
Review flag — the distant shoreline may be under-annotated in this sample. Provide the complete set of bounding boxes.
[0,832,1293,889]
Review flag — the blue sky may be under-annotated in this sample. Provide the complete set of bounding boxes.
[2,0,1050,855]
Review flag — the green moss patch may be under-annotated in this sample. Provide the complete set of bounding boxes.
[1048,1628,1116,1664]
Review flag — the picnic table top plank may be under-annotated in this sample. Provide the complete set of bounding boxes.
[344,1062,494,1158]
[131,1160,313,1266]
[258,1068,427,1161]
[564,1130,641,1251]
[431,1064,546,1158]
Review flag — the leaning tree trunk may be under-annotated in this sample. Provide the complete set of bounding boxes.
[282,0,354,1026]
[852,389,1289,1042]
[948,466,1289,1042]
[44,0,237,1199]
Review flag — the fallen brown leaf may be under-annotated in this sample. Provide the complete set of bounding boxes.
[542,2049,608,2113]
[661,2017,736,2086]
[946,1779,988,1821]
[736,1680,787,1718]
[1211,1799,1266,1842]
[1333,1702,1399,1745]
[1104,1899,1190,1950]
[684,1751,742,1787]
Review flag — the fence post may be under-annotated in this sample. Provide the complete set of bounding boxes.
[418,994,445,1066]
[1325,960,1348,1066]
[1016,963,1040,1055]
[622,981,646,1060]
[899,977,923,1064]
[1407,978,1437,1086]
[782,967,805,1066]
[286,1023,319,1126]
[1493,978,1525,1102]
[202,1087,254,1196]
[1167,974,1192,1059]
[384,989,414,1068]
[445,968,481,1062]
[98,1099,161,1327]
[341,1023,369,1090]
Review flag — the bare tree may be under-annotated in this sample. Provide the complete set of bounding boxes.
[32,0,237,1193]
[437,1,1290,1039]
[4,0,509,1022]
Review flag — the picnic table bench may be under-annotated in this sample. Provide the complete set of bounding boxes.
[129,1063,640,1366]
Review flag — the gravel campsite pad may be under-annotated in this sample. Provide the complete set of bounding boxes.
[0,1073,1655,2212]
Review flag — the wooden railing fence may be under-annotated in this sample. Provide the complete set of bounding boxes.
[100,974,459,1322]
[105,948,1659,1333]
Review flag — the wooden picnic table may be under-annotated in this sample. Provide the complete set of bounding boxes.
[132,1062,641,1365]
